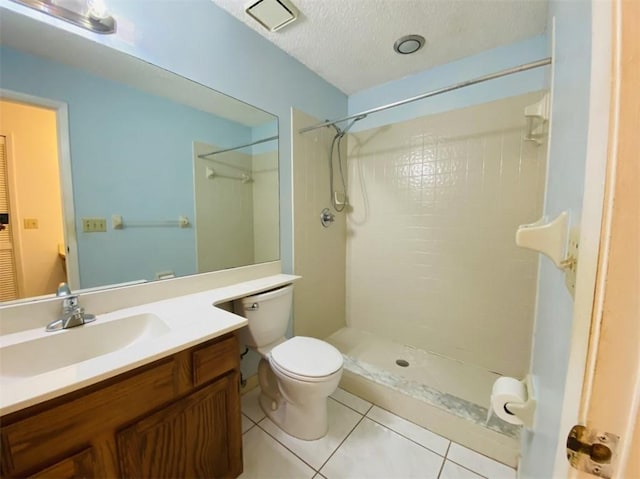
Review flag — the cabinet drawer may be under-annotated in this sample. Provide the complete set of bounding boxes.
[192,335,238,387]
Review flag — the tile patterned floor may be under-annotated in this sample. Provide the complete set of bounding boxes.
[239,387,517,479]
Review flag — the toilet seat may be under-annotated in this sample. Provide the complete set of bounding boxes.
[269,336,343,382]
[270,357,343,383]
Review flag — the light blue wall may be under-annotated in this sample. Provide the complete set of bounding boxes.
[1,46,252,288]
[251,121,279,155]
[2,0,348,276]
[519,2,592,478]
[348,35,549,131]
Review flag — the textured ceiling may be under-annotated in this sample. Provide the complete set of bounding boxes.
[212,0,548,95]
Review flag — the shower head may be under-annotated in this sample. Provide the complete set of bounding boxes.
[327,114,368,137]
[330,123,343,135]
[343,114,367,134]
[337,114,368,136]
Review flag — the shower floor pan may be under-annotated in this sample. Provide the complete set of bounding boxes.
[326,326,521,467]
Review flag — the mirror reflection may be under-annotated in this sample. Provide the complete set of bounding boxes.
[0,18,279,303]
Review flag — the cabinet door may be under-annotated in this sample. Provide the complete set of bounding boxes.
[27,448,96,479]
[116,373,242,479]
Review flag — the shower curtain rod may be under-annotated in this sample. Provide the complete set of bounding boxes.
[298,57,552,134]
[198,135,278,158]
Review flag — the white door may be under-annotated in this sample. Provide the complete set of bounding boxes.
[562,2,640,477]
[0,135,19,300]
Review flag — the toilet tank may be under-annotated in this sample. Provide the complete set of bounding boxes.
[233,284,293,349]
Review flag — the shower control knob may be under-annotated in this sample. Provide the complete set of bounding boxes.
[320,208,335,228]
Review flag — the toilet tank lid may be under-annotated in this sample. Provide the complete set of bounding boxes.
[238,283,293,304]
[270,337,343,378]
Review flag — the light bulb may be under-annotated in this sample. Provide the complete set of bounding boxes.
[87,0,108,20]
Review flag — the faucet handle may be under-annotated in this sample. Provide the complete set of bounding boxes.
[62,295,79,312]
[56,282,72,297]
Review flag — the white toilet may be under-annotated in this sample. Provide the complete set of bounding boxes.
[233,284,343,440]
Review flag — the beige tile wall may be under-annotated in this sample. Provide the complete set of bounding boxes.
[291,109,347,339]
[252,151,279,264]
[193,142,254,272]
[346,92,547,377]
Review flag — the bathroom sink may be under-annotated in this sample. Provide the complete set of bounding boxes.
[0,313,171,378]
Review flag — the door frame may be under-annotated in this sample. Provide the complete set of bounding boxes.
[552,0,637,476]
[570,1,640,477]
[0,89,80,291]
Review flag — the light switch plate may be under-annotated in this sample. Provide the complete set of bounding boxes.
[23,218,38,229]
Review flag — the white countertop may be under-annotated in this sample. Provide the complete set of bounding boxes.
[0,274,298,416]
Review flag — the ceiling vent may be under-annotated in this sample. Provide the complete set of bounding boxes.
[245,0,299,32]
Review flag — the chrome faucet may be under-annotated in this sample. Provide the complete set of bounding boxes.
[45,283,96,332]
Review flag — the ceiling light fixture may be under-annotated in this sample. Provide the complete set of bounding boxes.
[393,34,426,55]
[245,0,299,32]
[9,0,116,33]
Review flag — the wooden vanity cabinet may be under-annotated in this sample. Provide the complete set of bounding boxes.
[0,333,243,479]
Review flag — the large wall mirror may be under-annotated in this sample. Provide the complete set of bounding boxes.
[0,9,279,304]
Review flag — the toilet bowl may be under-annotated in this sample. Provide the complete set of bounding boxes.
[234,285,343,440]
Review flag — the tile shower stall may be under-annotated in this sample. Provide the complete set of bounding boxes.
[292,91,548,466]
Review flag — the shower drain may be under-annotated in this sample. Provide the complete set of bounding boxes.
[395,359,410,367]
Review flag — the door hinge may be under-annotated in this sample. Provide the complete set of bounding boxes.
[566,425,619,478]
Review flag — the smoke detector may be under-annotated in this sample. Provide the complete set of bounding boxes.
[245,0,299,32]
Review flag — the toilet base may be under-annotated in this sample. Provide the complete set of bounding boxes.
[257,358,338,441]
[259,389,330,441]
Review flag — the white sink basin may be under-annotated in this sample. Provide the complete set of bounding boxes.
[0,313,170,378]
